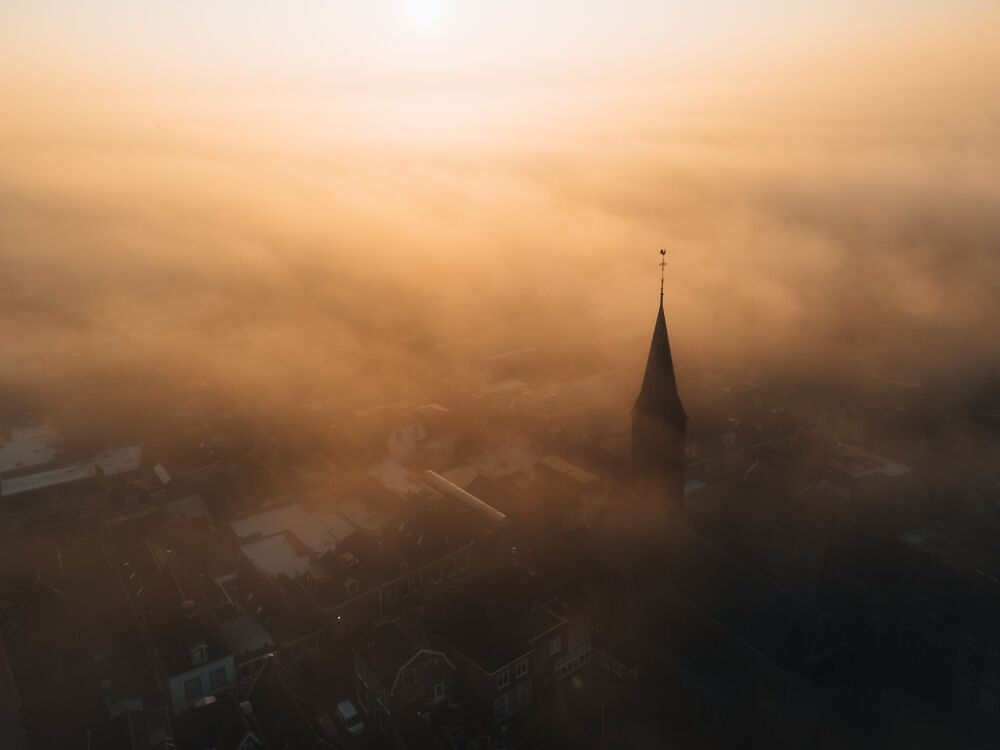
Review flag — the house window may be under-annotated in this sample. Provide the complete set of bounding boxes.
[184,676,202,700]
[402,667,416,689]
[515,658,529,679]
[492,680,534,723]
[555,643,592,681]
[209,666,227,690]
[549,635,562,656]
[434,682,445,703]
[496,670,510,690]
[190,642,208,666]
[424,658,439,673]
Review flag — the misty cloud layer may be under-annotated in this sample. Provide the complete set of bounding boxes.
[2,30,1000,411]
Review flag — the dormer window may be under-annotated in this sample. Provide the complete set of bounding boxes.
[189,638,208,667]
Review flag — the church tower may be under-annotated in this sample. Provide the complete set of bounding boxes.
[632,252,687,511]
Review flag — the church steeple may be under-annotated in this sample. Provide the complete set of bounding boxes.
[631,250,687,511]
[632,298,686,426]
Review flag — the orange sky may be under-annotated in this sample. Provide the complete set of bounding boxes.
[1,1,999,388]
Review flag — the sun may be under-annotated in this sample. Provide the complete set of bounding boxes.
[405,0,447,32]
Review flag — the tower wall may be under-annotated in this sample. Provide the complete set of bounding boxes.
[631,411,686,511]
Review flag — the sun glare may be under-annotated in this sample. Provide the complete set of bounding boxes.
[406,0,447,32]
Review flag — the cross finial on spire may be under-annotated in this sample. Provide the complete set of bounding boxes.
[659,249,667,302]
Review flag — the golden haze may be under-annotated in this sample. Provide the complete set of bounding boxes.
[1,2,999,406]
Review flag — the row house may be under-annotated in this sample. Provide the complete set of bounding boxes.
[430,566,568,726]
[104,503,241,715]
[353,618,457,733]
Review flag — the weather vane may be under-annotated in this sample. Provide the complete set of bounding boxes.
[659,248,667,301]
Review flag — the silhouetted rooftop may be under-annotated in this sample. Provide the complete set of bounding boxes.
[355,618,452,691]
[432,566,561,674]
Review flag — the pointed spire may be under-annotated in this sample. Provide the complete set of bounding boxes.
[633,251,686,424]
[659,248,666,304]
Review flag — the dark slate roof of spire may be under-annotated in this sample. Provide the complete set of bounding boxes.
[633,300,686,423]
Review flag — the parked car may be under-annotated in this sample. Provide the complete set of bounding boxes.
[336,700,365,736]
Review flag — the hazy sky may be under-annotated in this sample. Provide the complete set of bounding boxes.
[1,1,999,398]
[3,0,997,89]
